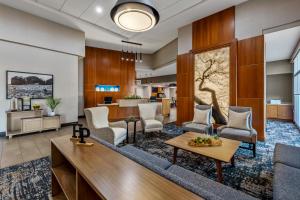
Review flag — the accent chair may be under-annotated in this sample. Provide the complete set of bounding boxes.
[138,103,164,133]
[217,106,257,157]
[182,105,213,134]
[84,107,127,145]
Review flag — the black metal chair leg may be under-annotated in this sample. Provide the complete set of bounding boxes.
[253,143,256,157]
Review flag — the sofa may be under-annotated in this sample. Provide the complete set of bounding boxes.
[91,135,257,200]
[273,143,300,200]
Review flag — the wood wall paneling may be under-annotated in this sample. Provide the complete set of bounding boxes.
[84,47,135,108]
[177,7,236,125]
[237,35,265,141]
[192,7,235,51]
[176,53,194,125]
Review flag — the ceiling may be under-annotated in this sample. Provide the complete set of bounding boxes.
[0,0,247,53]
[265,26,300,62]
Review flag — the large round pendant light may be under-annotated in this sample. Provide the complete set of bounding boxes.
[110,0,159,32]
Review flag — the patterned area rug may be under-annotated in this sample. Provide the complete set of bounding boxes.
[0,120,299,200]
[0,157,50,200]
[131,120,300,200]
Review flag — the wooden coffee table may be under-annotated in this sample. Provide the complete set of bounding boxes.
[165,132,241,183]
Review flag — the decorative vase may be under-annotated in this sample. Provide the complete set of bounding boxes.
[49,111,55,116]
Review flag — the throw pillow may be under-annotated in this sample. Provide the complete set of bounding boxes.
[192,109,210,125]
[228,110,251,130]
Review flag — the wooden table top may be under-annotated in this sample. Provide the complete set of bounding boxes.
[51,135,203,200]
[165,132,241,163]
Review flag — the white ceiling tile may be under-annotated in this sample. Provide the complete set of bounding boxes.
[37,0,65,10]
[61,0,95,17]
[81,0,115,23]
[153,0,180,11]
[159,0,204,21]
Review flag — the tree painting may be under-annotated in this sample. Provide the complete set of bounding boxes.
[194,47,230,124]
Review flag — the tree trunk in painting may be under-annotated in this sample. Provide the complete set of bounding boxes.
[194,48,230,125]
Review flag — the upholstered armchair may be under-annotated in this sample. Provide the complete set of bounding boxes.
[84,107,127,145]
[138,103,164,133]
[182,105,213,134]
[217,106,257,157]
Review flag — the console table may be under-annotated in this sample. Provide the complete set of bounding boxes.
[51,135,202,200]
[6,110,60,138]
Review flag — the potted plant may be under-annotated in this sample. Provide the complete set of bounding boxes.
[32,103,41,111]
[46,97,61,116]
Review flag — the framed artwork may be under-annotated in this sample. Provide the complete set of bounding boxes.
[6,71,53,99]
[194,47,230,125]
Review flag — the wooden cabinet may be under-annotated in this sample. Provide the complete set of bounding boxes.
[6,110,61,138]
[266,105,278,118]
[43,116,61,131]
[267,104,293,120]
[21,117,43,134]
[162,98,171,116]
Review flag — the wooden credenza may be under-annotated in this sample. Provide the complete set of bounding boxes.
[6,110,61,138]
[51,135,203,200]
[266,104,293,120]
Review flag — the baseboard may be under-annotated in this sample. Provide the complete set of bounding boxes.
[61,122,78,127]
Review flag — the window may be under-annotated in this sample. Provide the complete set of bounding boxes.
[294,51,300,127]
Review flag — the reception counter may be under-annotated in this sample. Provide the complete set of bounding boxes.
[97,99,148,121]
[97,98,170,121]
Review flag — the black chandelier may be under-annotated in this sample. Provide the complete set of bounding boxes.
[121,40,143,63]
[110,0,159,32]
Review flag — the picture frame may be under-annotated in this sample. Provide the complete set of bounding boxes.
[6,70,53,99]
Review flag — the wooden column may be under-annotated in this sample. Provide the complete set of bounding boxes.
[237,35,265,141]
[176,53,194,125]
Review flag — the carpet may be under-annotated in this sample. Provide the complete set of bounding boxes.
[132,120,300,199]
[0,157,50,200]
[0,120,299,200]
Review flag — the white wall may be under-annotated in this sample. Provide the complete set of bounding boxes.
[78,58,84,116]
[0,4,85,57]
[235,0,300,40]
[0,4,84,132]
[266,60,293,75]
[0,40,79,132]
[177,0,300,54]
[178,24,193,55]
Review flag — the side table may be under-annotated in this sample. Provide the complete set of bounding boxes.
[124,118,140,143]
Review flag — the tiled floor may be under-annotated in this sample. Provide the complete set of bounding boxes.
[0,125,73,169]
[0,109,177,169]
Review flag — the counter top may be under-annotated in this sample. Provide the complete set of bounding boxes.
[97,103,119,106]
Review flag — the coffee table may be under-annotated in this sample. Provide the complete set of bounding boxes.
[165,132,241,183]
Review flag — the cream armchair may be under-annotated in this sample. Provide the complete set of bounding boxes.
[138,103,164,133]
[84,107,127,145]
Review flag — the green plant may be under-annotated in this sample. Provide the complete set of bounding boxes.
[46,97,61,111]
[124,94,142,99]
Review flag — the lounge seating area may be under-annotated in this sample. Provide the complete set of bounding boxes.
[1,0,300,200]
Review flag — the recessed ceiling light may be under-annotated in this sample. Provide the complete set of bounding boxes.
[95,6,103,14]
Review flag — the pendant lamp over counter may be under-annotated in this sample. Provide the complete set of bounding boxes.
[111,0,159,32]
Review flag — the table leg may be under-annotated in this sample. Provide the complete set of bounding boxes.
[133,121,137,143]
[126,122,129,143]
[231,156,235,167]
[215,160,223,183]
[173,147,178,164]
